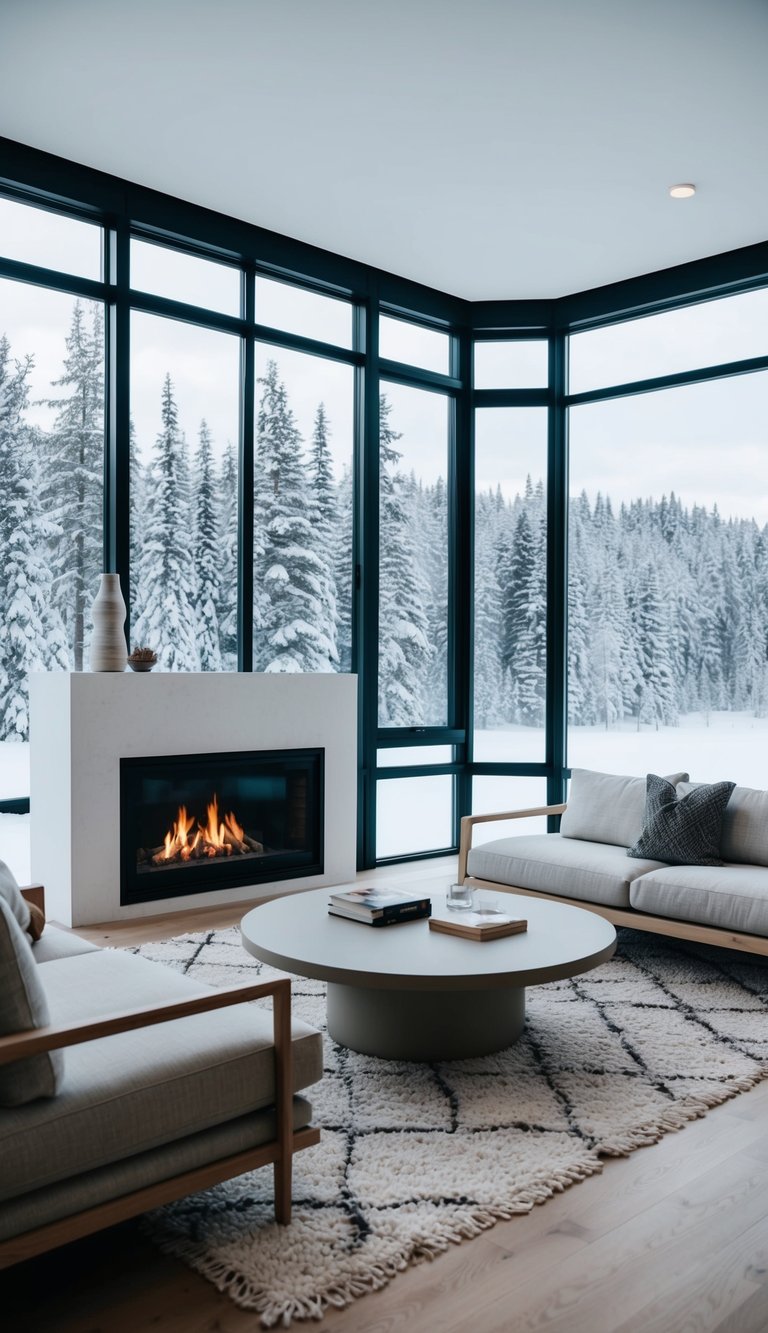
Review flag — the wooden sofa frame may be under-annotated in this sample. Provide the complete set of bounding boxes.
[0,886,320,1269]
[458,804,768,959]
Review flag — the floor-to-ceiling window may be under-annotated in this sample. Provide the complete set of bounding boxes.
[3,143,768,869]
[469,336,551,844]
[0,195,105,875]
[567,289,768,786]
[374,313,461,861]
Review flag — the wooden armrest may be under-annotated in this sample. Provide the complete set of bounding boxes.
[20,885,45,913]
[457,803,567,883]
[0,976,291,1065]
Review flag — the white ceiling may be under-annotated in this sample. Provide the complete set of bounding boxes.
[2,0,767,301]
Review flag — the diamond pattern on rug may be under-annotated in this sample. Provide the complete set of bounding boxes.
[134,927,768,1328]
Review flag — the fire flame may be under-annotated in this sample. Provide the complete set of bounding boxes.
[159,794,246,863]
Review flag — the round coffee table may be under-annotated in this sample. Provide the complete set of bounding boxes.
[241,887,616,1061]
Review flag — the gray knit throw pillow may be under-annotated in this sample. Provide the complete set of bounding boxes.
[627,773,735,866]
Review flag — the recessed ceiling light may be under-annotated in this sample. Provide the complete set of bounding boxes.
[669,184,696,199]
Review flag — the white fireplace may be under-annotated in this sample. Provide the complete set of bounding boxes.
[30,672,357,926]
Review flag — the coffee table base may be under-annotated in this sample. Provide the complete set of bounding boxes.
[326,981,525,1061]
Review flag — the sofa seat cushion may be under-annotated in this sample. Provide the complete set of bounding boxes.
[0,1097,315,1243]
[466,833,667,908]
[630,864,768,936]
[31,925,100,964]
[0,949,323,1202]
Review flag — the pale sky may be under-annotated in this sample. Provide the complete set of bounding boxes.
[570,286,768,394]
[570,372,768,524]
[475,407,547,499]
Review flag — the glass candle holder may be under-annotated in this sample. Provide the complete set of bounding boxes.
[446,882,475,911]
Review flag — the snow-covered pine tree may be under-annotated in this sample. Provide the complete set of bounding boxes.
[132,374,200,670]
[128,417,145,617]
[334,463,354,672]
[216,440,239,669]
[589,498,640,728]
[632,563,678,727]
[474,490,504,729]
[307,401,339,666]
[0,336,69,739]
[497,503,546,726]
[679,508,719,711]
[192,419,223,671]
[567,491,595,725]
[308,404,336,541]
[253,361,337,673]
[377,394,432,724]
[42,301,104,671]
[421,474,449,722]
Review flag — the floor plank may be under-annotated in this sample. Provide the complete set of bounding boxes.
[8,863,768,1333]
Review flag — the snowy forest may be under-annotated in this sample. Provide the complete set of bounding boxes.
[476,483,768,731]
[2,299,767,747]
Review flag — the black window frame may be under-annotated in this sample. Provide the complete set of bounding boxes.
[0,136,767,862]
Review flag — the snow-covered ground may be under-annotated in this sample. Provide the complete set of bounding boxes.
[481,711,768,790]
[3,711,767,879]
[0,814,30,883]
[0,742,29,800]
[380,711,768,856]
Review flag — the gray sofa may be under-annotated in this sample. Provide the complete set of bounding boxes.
[0,872,323,1267]
[459,769,768,956]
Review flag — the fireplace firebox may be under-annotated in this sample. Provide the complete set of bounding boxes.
[120,748,324,905]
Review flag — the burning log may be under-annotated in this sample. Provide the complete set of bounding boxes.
[140,793,267,868]
[223,829,248,855]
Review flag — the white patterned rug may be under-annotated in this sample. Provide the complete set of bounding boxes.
[132,927,768,1327]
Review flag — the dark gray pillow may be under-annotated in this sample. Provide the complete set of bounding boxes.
[627,774,735,866]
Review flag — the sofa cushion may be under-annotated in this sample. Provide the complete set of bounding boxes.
[678,782,768,868]
[560,769,689,848]
[630,863,768,937]
[628,774,735,867]
[0,1098,315,1243]
[0,898,64,1108]
[31,925,100,964]
[0,859,30,935]
[466,832,666,908]
[0,948,323,1202]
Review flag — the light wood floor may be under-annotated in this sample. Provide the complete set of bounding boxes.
[5,859,768,1333]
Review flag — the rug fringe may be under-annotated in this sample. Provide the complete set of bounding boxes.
[147,1151,607,1327]
[150,1070,768,1327]
[146,1074,768,1328]
[599,1068,768,1156]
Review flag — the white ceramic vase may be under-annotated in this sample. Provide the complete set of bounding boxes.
[89,574,127,672]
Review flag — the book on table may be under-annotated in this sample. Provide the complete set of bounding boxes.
[328,886,431,926]
[428,909,528,941]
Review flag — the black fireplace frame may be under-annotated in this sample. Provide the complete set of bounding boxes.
[120,747,324,906]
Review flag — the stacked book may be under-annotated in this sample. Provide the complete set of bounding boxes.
[429,908,527,941]
[328,887,431,926]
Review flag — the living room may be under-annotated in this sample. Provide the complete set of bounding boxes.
[2,1,768,1329]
